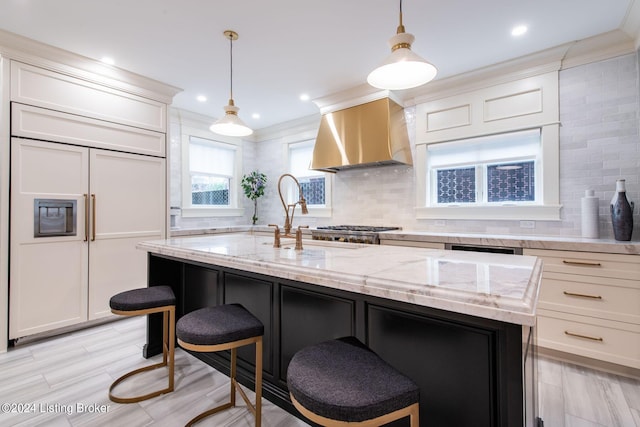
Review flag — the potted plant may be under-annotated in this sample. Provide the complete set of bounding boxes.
[241,171,267,225]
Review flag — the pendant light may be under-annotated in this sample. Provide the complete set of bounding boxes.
[210,30,253,137]
[367,0,437,90]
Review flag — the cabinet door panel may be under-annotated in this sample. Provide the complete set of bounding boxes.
[368,305,496,427]
[9,139,89,338]
[90,149,165,236]
[88,150,165,319]
[183,265,218,315]
[224,273,273,374]
[12,103,165,157]
[279,286,355,383]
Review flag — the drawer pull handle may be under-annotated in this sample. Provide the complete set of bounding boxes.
[562,260,602,267]
[564,331,603,342]
[563,291,602,300]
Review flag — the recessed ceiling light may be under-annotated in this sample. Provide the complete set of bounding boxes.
[101,56,115,65]
[299,94,310,101]
[252,113,260,119]
[196,95,207,102]
[511,25,527,37]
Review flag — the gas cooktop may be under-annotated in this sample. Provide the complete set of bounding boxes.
[315,225,400,232]
[312,225,401,244]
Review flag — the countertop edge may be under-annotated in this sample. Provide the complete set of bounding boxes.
[170,226,640,255]
[378,231,640,255]
[138,236,540,327]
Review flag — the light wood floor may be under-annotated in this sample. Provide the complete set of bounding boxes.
[0,317,638,426]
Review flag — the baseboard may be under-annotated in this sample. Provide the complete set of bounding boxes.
[10,317,121,347]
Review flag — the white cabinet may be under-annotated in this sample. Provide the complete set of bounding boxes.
[524,249,640,369]
[10,138,165,338]
[11,103,166,157]
[10,61,167,132]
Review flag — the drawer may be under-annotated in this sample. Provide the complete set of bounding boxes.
[525,249,640,281]
[539,274,640,324]
[536,310,640,369]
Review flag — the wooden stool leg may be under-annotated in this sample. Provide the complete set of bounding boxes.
[410,402,419,427]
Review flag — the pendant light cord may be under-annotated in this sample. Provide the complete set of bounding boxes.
[397,0,405,33]
[229,33,234,101]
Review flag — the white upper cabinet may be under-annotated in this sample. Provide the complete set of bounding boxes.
[12,103,166,157]
[11,61,167,133]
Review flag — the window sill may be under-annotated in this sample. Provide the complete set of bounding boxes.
[181,207,244,218]
[303,206,332,218]
[416,204,562,221]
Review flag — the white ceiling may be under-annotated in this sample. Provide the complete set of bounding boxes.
[0,0,637,130]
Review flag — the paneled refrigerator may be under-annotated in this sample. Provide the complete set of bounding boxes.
[10,137,165,339]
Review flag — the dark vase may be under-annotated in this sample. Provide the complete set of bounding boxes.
[610,179,634,241]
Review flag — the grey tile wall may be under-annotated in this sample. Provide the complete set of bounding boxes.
[559,53,639,239]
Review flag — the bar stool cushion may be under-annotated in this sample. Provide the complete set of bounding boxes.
[109,286,176,312]
[176,304,264,346]
[287,336,419,422]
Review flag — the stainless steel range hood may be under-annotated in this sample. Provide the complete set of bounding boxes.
[310,97,412,172]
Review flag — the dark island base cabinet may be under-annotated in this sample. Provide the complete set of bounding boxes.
[145,253,539,427]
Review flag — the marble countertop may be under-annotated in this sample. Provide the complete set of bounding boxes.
[139,233,543,326]
[171,226,640,255]
[378,230,640,255]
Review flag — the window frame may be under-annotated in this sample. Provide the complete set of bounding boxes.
[429,129,540,206]
[416,124,561,220]
[181,132,244,218]
[285,139,332,218]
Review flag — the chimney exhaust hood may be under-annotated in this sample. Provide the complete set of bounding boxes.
[310,97,412,172]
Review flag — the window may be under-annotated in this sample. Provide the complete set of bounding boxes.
[416,125,560,220]
[182,135,243,217]
[429,129,539,206]
[189,138,235,206]
[288,141,331,216]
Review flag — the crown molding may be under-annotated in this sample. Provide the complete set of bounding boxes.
[403,29,636,107]
[171,107,320,144]
[253,113,320,143]
[311,84,405,114]
[561,29,636,70]
[171,107,216,128]
[0,29,182,104]
[402,44,570,107]
[621,0,640,49]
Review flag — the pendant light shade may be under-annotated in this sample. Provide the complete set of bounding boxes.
[210,30,253,137]
[210,99,253,137]
[367,0,437,90]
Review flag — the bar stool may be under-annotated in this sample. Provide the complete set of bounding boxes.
[108,285,176,403]
[287,336,420,427]
[176,303,264,427]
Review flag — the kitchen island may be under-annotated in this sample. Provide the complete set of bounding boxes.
[138,233,544,427]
